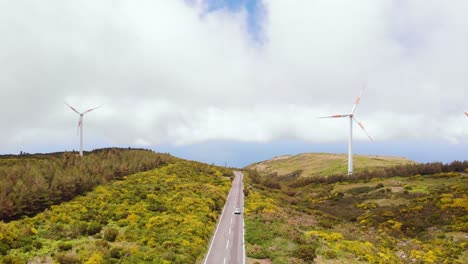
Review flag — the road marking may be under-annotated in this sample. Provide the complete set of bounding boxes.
[223,257,226,264]
[230,217,233,224]
[203,173,234,264]
[226,239,229,249]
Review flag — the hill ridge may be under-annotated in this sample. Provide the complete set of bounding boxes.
[247,152,415,177]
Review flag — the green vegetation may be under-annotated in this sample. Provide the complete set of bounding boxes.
[244,156,468,263]
[0,148,173,221]
[0,159,233,263]
[247,153,414,177]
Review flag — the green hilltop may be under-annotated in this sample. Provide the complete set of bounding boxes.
[247,152,415,177]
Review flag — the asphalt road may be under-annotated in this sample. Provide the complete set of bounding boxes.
[204,171,245,264]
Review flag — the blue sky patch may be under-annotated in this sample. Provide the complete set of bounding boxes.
[205,0,265,42]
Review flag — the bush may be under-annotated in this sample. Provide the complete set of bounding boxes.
[94,240,109,249]
[103,228,119,242]
[262,179,282,189]
[77,222,88,235]
[57,242,73,251]
[323,250,338,259]
[87,221,102,235]
[11,236,33,249]
[147,203,167,213]
[294,244,317,262]
[246,244,269,259]
[109,247,122,259]
[0,242,9,255]
[32,240,42,249]
[55,252,80,264]
[347,186,374,195]
[1,255,26,264]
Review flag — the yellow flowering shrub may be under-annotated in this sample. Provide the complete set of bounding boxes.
[244,191,279,215]
[306,230,344,241]
[84,252,104,264]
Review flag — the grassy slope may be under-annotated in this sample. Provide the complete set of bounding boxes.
[247,153,414,177]
[0,160,232,263]
[244,155,467,264]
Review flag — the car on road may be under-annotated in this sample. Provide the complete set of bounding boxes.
[234,208,241,214]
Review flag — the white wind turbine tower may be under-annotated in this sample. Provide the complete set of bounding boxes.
[65,102,101,156]
[320,89,373,175]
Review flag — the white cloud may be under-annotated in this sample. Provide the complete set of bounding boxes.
[0,0,467,154]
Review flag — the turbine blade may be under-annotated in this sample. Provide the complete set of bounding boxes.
[353,116,373,141]
[65,102,80,114]
[318,114,350,119]
[351,87,364,114]
[83,105,102,114]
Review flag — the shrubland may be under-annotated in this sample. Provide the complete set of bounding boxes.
[0,148,173,221]
[0,159,233,263]
[244,158,468,263]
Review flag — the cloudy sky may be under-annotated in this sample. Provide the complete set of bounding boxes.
[1,0,467,167]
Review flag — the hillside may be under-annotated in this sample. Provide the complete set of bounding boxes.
[243,156,468,263]
[0,148,174,221]
[0,159,233,263]
[247,153,415,177]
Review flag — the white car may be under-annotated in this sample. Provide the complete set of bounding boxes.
[234,208,241,214]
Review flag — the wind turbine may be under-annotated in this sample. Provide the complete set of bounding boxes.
[319,89,373,175]
[464,111,468,117]
[65,102,101,156]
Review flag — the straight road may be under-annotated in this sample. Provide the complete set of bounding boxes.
[204,171,245,264]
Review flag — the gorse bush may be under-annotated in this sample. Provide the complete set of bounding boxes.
[87,221,102,236]
[0,148,174,221]
[103,228,118,242]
